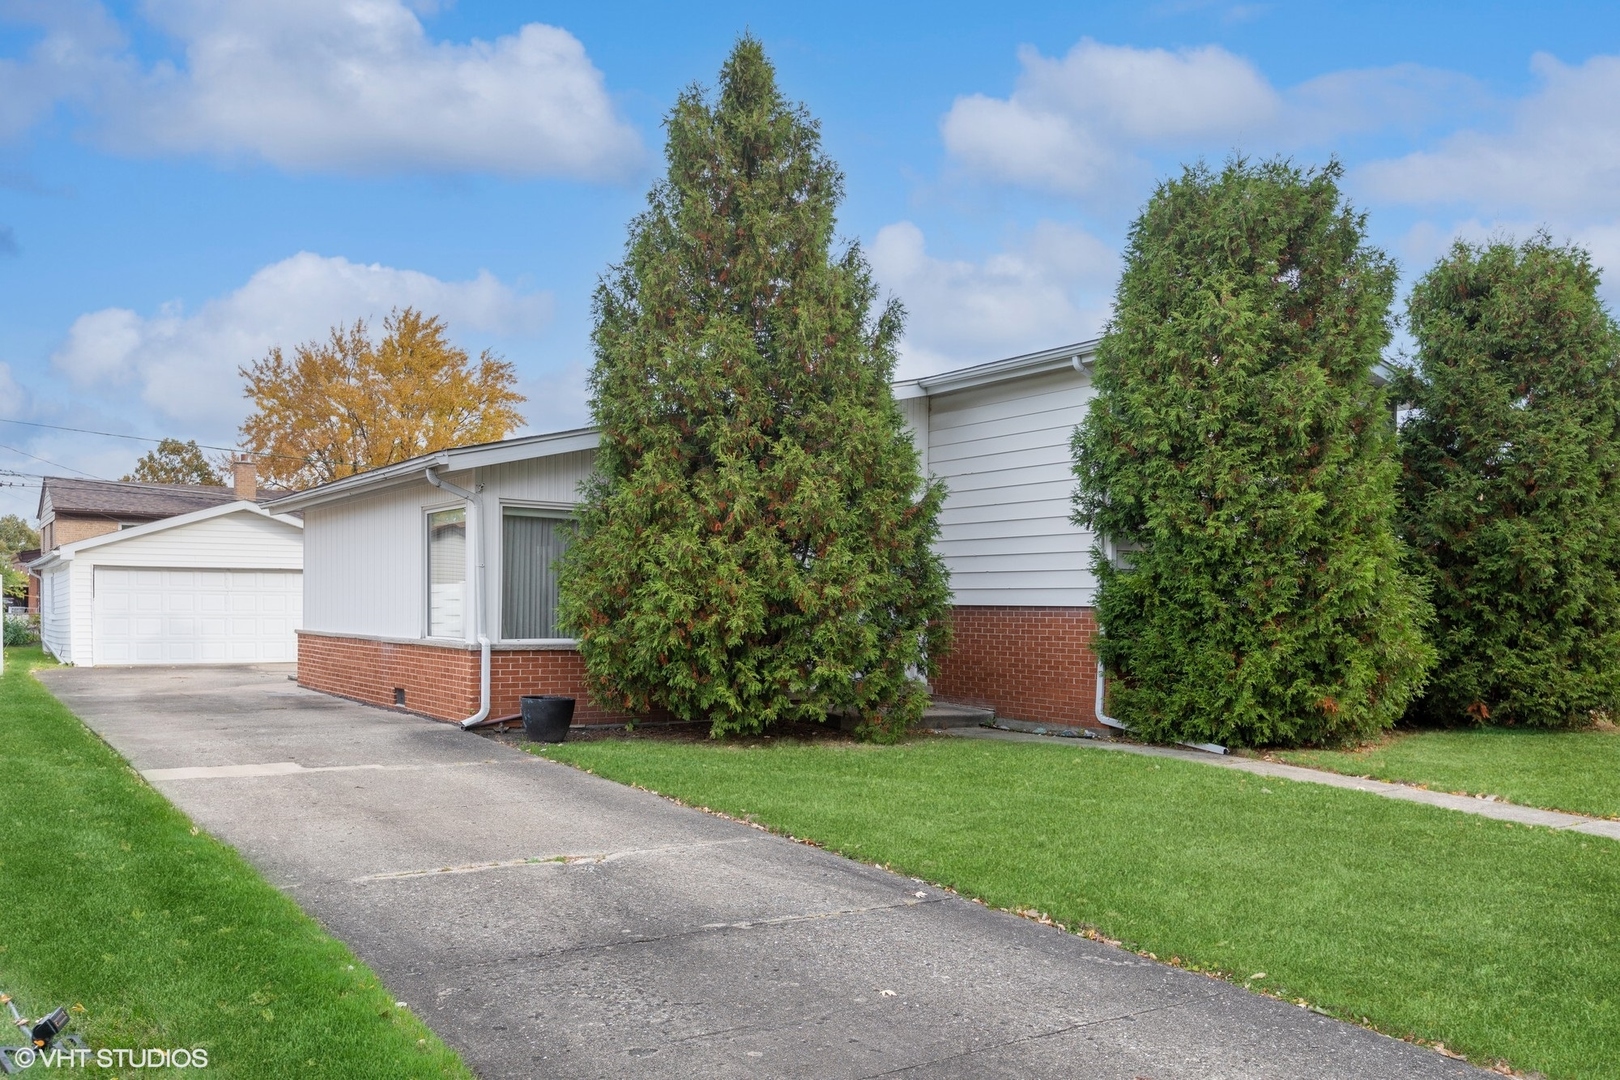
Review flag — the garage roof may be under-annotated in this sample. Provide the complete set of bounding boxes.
[28,501,302,572]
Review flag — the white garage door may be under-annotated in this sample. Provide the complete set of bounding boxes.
[93,567,302,665]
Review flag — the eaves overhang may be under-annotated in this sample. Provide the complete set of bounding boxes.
[263,427,602,514]
[890,339,1101,400]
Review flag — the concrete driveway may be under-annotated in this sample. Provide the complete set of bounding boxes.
[38,664,1486,1080]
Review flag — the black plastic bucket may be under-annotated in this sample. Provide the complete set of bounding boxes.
[520,695,575,742]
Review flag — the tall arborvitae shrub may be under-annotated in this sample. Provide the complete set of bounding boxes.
[1398,236,1620,727]
[1073,159,1433,747]
[557,38,951,739]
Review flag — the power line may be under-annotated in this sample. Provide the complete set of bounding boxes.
[0,468,45,490]
[0,442,106,480]
[0,417,310,463]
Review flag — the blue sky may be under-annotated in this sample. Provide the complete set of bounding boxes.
[3,1,1620,520]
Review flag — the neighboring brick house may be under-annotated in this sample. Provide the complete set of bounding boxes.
[37,462,262,552]
[269,341,1106,731]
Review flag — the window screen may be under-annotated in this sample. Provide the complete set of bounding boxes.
[427,507,466,638]
[502,508,568,639]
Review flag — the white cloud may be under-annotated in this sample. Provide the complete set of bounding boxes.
[943,40,1274,197]
[1391,217,1620,313]
[51,252,552,426]
[1,0,642,178]
[1359,53,1620,218]
[1286,64,1479,143]
[51,308,143,385]
[1018,40,1280,141]
[943,38,1476,198]
[517,361,591,436]
[0,0,127,139]
[1573,224,1620,298]
[869,220,1116,377]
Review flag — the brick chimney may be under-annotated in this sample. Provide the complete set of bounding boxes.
[231,456,257,501]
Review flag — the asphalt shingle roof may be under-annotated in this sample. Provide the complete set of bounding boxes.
[38,477,284,520]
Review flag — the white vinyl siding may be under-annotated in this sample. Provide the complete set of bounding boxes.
[926,367,1096,606]
[39,566,69,662]
[295,365,1101,642]
[897,394,929,476]
[303,486,435,639]
[301,450,595,641]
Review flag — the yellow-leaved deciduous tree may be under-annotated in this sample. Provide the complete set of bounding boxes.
[239,308,526,488]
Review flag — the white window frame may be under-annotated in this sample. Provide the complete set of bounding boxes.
[424,502,469,641]
[496,500,576,646]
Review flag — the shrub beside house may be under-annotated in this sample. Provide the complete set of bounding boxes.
[1398,236,1620,728]
[1074,160,1432,748]
[558,37,951,739]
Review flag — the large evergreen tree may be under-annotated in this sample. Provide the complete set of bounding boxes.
[1074,159,1432,747]
[558,38,951,738]
[1398,236,1620,727]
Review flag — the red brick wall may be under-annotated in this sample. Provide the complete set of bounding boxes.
[301,610,1100,731]
[931,606,1100,728]
[50,516,123,547]
[296,632,659,726]
[487,649,671,725]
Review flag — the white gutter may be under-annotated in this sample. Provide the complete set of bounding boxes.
[424,468,492,730]
[266,427,600,514]
[892,339,1100,400]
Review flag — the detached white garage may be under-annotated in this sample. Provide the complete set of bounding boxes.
[33,502,303,667]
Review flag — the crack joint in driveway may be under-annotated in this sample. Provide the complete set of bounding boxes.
[349,837,759,883]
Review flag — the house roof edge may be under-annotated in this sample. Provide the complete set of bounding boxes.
[891,339,1101,399]
[264,427,601,513]
[268,340,1108,513]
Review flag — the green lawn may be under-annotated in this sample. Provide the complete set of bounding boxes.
[0,647,471,1079]
[540,734,1620,1080]
[1274,726,1620,820]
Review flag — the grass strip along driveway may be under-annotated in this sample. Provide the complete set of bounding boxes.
[1275,727,1620,820]
[0,648,471,1079]
[541,735,1620,1080]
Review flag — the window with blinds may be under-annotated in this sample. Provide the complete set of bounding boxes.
[427,507,466,638]
[502,508,569,639]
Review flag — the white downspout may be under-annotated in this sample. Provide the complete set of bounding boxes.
[1095,661,1124,731]
[1095,661,1226,756]
[424,467,491,729]
[1091,525,1226,753]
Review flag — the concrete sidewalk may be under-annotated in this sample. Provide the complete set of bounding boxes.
[950,725,1620,839]
[39,665,1486,1079]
